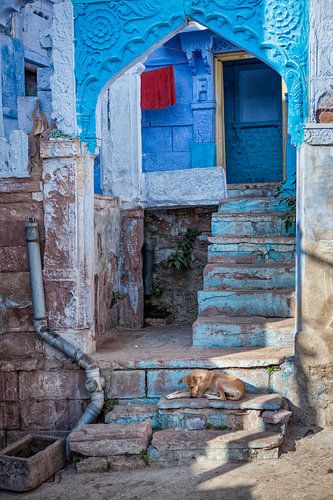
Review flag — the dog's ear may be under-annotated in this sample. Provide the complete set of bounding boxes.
[177,377,185,385]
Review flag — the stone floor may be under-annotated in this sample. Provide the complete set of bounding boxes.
[93,325,293,370]
[2,427,332,499]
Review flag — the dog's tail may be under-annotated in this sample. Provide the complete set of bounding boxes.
[177,377,185,385]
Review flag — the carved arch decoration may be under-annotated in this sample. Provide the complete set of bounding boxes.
[71,0,309,151]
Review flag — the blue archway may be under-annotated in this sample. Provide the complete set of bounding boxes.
[72,0,308,151]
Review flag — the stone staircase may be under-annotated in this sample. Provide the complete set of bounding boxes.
[193,185,296,348]
[72,184,296,471]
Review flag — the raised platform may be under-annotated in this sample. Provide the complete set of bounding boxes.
[94,325,293,370]
[93,326,294,402]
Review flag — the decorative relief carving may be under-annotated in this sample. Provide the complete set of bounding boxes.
[309,0,333,122]
[303,125,333,146]
[186,0,308,146]
[71,0,308,150]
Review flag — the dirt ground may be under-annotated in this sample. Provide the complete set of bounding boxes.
[1,426,333,500]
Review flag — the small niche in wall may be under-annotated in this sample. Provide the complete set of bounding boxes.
[24,67,37,97]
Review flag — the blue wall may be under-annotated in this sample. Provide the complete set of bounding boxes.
[0,33,25,138]
[142,35,195,173]
[142,30,224,173]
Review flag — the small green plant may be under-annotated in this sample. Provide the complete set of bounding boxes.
[140,450,150,466]
[48,128,70,139]
[67,452,83,464]
[164,228,202,271]
[152,281,163,297]
[106,460,113,471]
[267,365,282,375]
[102,398,119,417]
[206,424,230,431]
[275,177,296,234]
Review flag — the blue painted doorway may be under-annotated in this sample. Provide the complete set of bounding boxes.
[223,58,283,184]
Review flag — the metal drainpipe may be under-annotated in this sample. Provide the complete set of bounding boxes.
[25,219,104,439]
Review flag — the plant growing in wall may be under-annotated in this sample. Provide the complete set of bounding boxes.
[275,176,296,234]
[164,228,202,271]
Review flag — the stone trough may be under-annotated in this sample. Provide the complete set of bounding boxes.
[0,434,65,492]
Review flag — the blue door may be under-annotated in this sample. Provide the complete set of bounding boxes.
[223,58,283,184]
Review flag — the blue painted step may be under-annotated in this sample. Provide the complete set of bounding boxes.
[218,197,293,213]
[212,212,295,237]
[203,263,295,290]
[198,289,295,318]
[193,316,294,347]
[208,236,295,264]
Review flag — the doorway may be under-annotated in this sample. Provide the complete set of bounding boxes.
[215,52,285,184]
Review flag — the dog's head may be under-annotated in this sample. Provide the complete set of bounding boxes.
[177,370,209,397]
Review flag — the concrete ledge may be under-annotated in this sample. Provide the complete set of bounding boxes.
[143,167,226,208]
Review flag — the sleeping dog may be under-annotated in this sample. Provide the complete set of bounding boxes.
[166,369,246,401]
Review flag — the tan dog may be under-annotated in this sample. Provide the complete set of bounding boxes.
[166,369,245,401]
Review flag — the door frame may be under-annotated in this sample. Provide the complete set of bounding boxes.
[214,51,288,182]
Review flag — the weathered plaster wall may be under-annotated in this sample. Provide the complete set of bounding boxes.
[118,208,145,329]
[41,138,95,353]
[94,195,121,339]
[296,129,333,427]
[144,206,217,324]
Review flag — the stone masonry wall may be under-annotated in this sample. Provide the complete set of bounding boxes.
[0,177,86,446]
[144,206,217,325]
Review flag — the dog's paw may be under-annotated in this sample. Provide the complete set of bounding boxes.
[205,393,220,400]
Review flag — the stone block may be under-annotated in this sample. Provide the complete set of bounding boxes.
[148,429,283,466]
[0,332,42,358]
[0,247,28,272]
[147,370,190,398]
[20,400,70,431]
[19,370,88,401]
[69,422,152,457]
[37,68,53,91]
[69,400,86,429]
[0,273,32,301]
[0,402,20,430]
[17,96,39,134]
[76,455,147,473]
[262,409,292,425]
[5,430,69,448]
[0,435,65,491]
[109,371,146,399]
[6,307,34,333]
[0,372,18,401]
[105,404,159,430]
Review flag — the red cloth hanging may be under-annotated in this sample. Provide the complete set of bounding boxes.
[141,65,176,110]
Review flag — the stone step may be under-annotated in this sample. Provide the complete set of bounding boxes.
[203,263,295,291]
[198,289,295,318]
[158,393,282,411]
[193,316,295,347]
[105,404,159,430]
[218,197,293,214]
[212,212,295,237]
[148,429,283,466]
[208,236,295,264]
[226,183,281,199]
[158,393,283,432]
[69,422,152,457]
